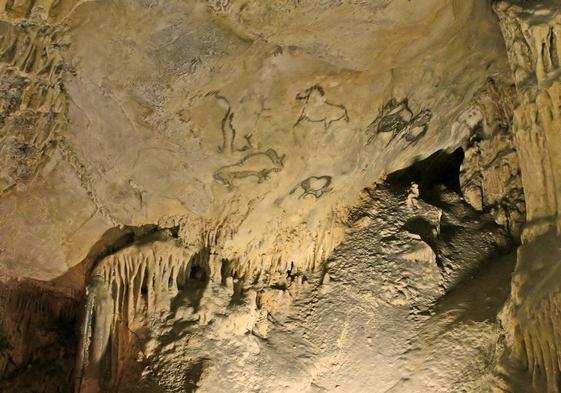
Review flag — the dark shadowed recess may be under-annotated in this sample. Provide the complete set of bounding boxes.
[0,223,179,393]
[386,148,465,199]
[386,147,516,291]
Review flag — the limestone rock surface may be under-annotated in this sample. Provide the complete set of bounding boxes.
[3,0,561,392]
[0,0,507,281]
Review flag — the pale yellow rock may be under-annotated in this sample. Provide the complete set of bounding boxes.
[2,1,557,393]
[496,0,561,240]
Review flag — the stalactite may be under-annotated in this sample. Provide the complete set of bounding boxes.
[493,2,561,391]
[76,239,197,393]
[74,218,347,392]
[498,230,561,393]
[515,292,561,393]
[222,213,346,282]
[495,2,561,239]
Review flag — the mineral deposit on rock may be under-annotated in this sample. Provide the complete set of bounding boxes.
[1,1,561,392]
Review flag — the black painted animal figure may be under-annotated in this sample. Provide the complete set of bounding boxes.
[294,85,349,129]
[214,149,285,189]
[214,94,252,154]
[404,109,432,142]
[290,175,333,199]
[366,98,432,145]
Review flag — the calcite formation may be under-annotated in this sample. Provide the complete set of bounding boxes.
[460,79,526,239]
[1,0,561,392]
[491,2,561,393]
[495,0,561,240]
[76,239,197,392]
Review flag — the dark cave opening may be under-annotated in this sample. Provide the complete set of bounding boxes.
[386,148,465,199]
[385,146,517,292]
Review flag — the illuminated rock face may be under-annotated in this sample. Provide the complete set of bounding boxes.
[1,0,561,392]
[0,0,506,280]
[491,3,561,393]
[495,0,561,241]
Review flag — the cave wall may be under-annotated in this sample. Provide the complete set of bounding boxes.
[495,0,561,241]
[0,280,79,393]
[1,0,561,392]
[0,0,508,282]
[494,2,561,392]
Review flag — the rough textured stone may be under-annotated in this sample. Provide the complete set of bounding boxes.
[495,0,561,241]
[460,78,526,239]
[0,0,507,280]
[2,0,561,392]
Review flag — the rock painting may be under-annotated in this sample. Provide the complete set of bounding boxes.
[214,149,285,189]
[290,175,333,199]
[366,98,432,145]
[294,85,349,129]
[214,94,252,154]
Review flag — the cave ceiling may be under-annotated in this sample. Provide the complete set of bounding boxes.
[3,1,561,393]
[0,0,506,280]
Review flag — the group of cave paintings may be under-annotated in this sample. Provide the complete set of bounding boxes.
[211,85,432,198]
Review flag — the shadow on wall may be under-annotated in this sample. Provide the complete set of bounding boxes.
[384,147,515,290]
[386,148,465,199]
[0,280,79,393]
